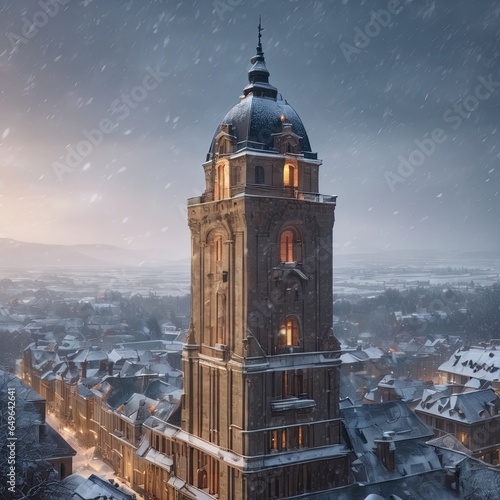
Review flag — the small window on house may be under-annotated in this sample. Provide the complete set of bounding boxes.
[255,165,265,184]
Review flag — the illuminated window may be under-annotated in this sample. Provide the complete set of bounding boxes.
[280,229,302,263]
[270,429,288,452]
[279,317,300,346]
[271,430,278,450]
[255,165,265,184]
[281,429,287,450]
[280,230,293,262]
[460,432,468,446]
[216,164,228,200]
[298,426,303,447]
[284,164,297,187]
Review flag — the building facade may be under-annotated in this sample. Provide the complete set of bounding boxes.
[172,27,350,499]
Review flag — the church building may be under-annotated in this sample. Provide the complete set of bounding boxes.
[170,25,350,499]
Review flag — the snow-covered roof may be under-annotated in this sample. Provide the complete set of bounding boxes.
[416,388,500,424]
[117,393,157,422]
[427,433,472,454]
[341,401,433,455]
[378,375,429,402]
[108,348,140,363]
[439,347,500,382]
[72,473,135,500]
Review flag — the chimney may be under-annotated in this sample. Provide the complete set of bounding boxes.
[107,361,114,376]
[374,431,396,472]
[81,361,88,379]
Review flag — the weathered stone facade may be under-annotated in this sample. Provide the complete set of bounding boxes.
[172,29,350,499]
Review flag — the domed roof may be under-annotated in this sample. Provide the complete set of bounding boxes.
[208,24,313,158]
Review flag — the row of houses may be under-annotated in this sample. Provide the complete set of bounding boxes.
[340,341,500,467]
[20,335,500,499]
[21,339,185,498]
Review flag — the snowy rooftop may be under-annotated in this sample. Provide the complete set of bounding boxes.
[72,473,135,500]
[341,401,433,454]
[439,347,500,382]
[377,375,430,402]
[416,388,500,424]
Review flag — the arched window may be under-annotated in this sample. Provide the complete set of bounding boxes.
[279,317,300,346]
[255,165,265,184]
[216,164,228,200]
[283,164,297,187]
[280,229,302,263]
[198,469,208,489]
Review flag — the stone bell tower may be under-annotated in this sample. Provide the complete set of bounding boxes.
[174,22,350,499]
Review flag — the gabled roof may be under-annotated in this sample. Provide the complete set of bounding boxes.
[378,375,429,402]
[416,388,500,424]
[427,433,472,454]
[351,441,441,483]
[341,401,433,455]
[117,393,157,422]
[70,347,108,363]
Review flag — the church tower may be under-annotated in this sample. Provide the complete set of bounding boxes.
[176,24,350,499]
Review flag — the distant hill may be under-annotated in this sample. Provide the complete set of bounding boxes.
[0,239,173,268]
[335,249,500,268]
[0,238,496,270]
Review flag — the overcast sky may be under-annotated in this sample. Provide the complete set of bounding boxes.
[0,0,499,260]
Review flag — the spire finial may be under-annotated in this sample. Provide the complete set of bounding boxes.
[257,15,263,55]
